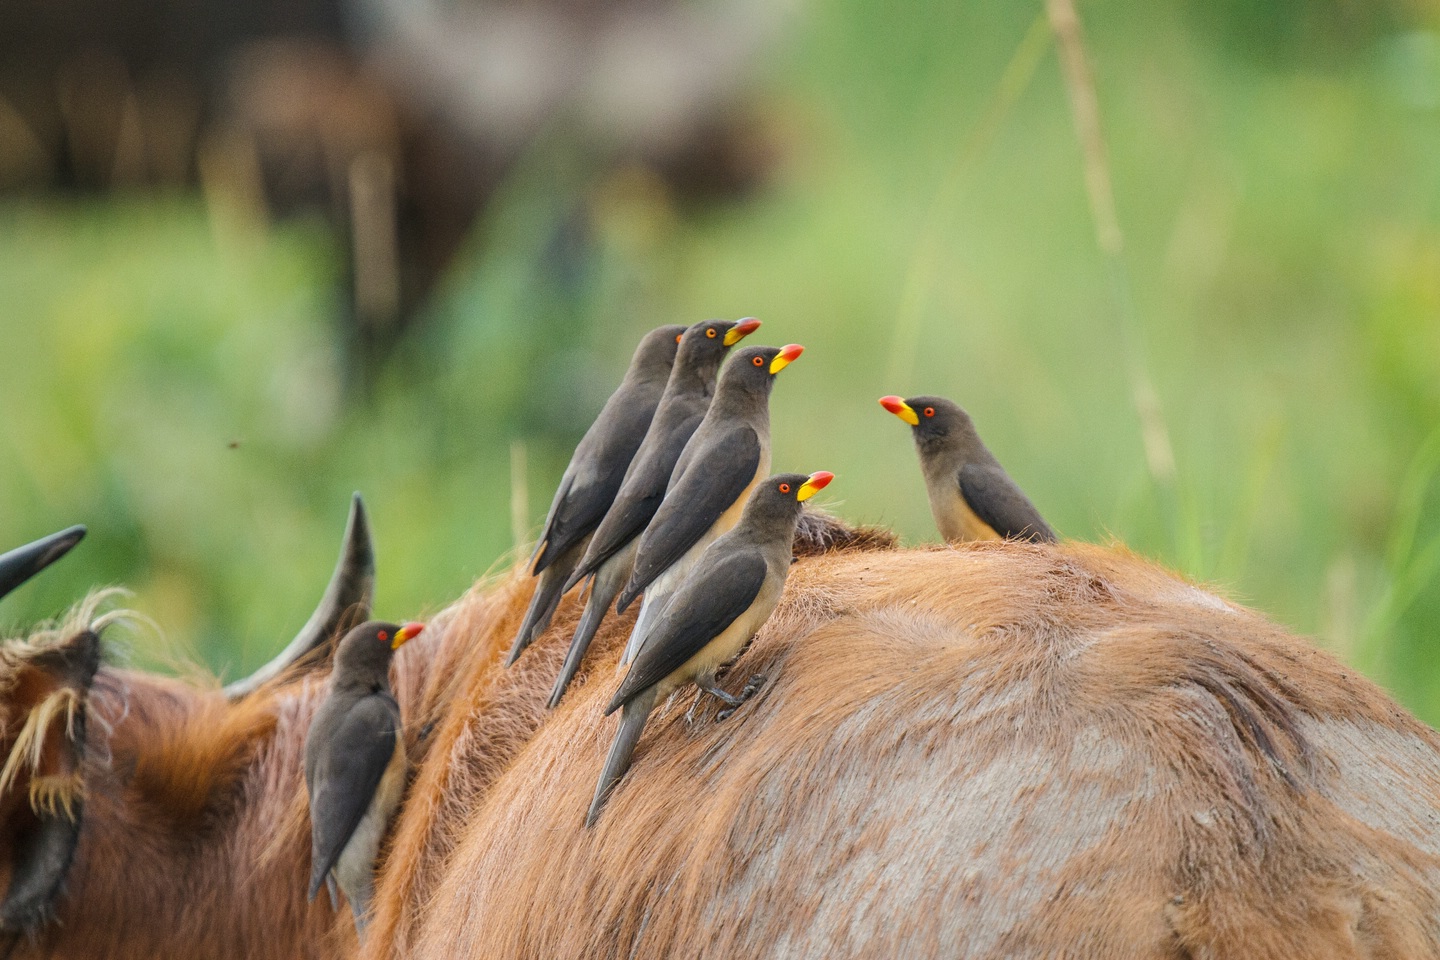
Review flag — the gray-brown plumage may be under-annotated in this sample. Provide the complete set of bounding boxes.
[0,525,84,602]
[505,324,685,667]
[878,395,1056,543]
[305,619,424,932]
[547,318,760,707]
[614,342,803,665]
[586,470,833,827]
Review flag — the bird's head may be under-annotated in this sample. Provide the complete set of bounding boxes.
[721,343,804,395]
[742,471,834,528]
[633,324,688,377]
[878,395,973,449]
[676,318,762,371]
[333,620,425,679]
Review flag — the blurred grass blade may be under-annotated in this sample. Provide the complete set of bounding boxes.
[885,14,1052,387]
[1046,0,1178,555]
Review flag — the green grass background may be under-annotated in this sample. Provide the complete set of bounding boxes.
[2,0,1439,719]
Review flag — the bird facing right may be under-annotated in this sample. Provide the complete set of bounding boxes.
[878,395,1056,544]
[547,318,761,707]
[304,619,424,932]
[586,469,833,828]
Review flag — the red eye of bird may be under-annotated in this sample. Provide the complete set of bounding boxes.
[706,328,717,338]
[377,630,389,643]
[779,482,791,494]
[924,406,936,418]
[675,334,682,343]
[752,356,764,366]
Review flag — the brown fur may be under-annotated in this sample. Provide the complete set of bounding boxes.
[5,531,1440,959]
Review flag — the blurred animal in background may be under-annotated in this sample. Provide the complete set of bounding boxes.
[0,0,791,379]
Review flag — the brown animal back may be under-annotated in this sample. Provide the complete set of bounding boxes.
[388,544,1440,959]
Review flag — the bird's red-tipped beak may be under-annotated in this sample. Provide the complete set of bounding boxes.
[770,343,804,374]
[392,621,425,649]
[879,395,919,426]
[723,317,761,346]
[796,471,834,501]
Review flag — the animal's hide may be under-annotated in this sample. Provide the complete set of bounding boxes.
[7,530,1440,959]
[367,542,1440,960]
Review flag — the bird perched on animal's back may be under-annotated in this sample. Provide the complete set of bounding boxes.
[878,394,1055,544]
[506,323,685,667]
[546,318,761,707]
[614,342,803,666]
[587,470,833,827]
[305,619,424,933]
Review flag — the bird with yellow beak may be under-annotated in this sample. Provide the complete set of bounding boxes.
[587,470,833,827]
[506,323,685,667]
[305,619,424,933]
[615,342,805,666]
[549,318,762,707]
[878,394,1055,543]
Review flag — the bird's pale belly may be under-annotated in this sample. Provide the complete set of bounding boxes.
[931,488,1001,543]
[639,458,767,612]
[334,736,406,901]
[654,577,781,701]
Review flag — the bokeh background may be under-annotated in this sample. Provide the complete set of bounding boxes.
[2,0,1439,719]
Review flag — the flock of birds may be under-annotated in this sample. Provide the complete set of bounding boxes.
[301,318,1057,930]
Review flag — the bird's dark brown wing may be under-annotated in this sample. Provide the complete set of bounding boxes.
[306,692,400,900]
[534,383,660,572]
[621,425,761,605]
[958,464,1057,542]
[569,408,706,585]
[607,549,767,712]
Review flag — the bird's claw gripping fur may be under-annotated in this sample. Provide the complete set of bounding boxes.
[715,674,767,722]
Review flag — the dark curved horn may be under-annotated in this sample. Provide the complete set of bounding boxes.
[224,494,374,699]
[0,527,85,604]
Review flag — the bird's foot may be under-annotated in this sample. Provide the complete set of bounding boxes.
[715,674,767,722]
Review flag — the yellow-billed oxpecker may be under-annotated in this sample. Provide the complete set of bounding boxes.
[505,323,685,666]
[615,342,804,665]
[549,318,761,707]
[878,395,1056,543]
[586,470,833,827]
[305,619,424,931]
[0,525,85,601]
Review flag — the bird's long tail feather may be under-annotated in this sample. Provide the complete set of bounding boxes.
[621,574,676,665]
[586,688,656,828]
[506,545,582,666]
[548,555,627,708]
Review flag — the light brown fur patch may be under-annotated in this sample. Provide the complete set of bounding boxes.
[10,536,1440,960]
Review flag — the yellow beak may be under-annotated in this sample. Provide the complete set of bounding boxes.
[770,343,804,374]
[878,396,919,426]
[796,471,835,502]
[392,621,425,650]
[723,317,762,346]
